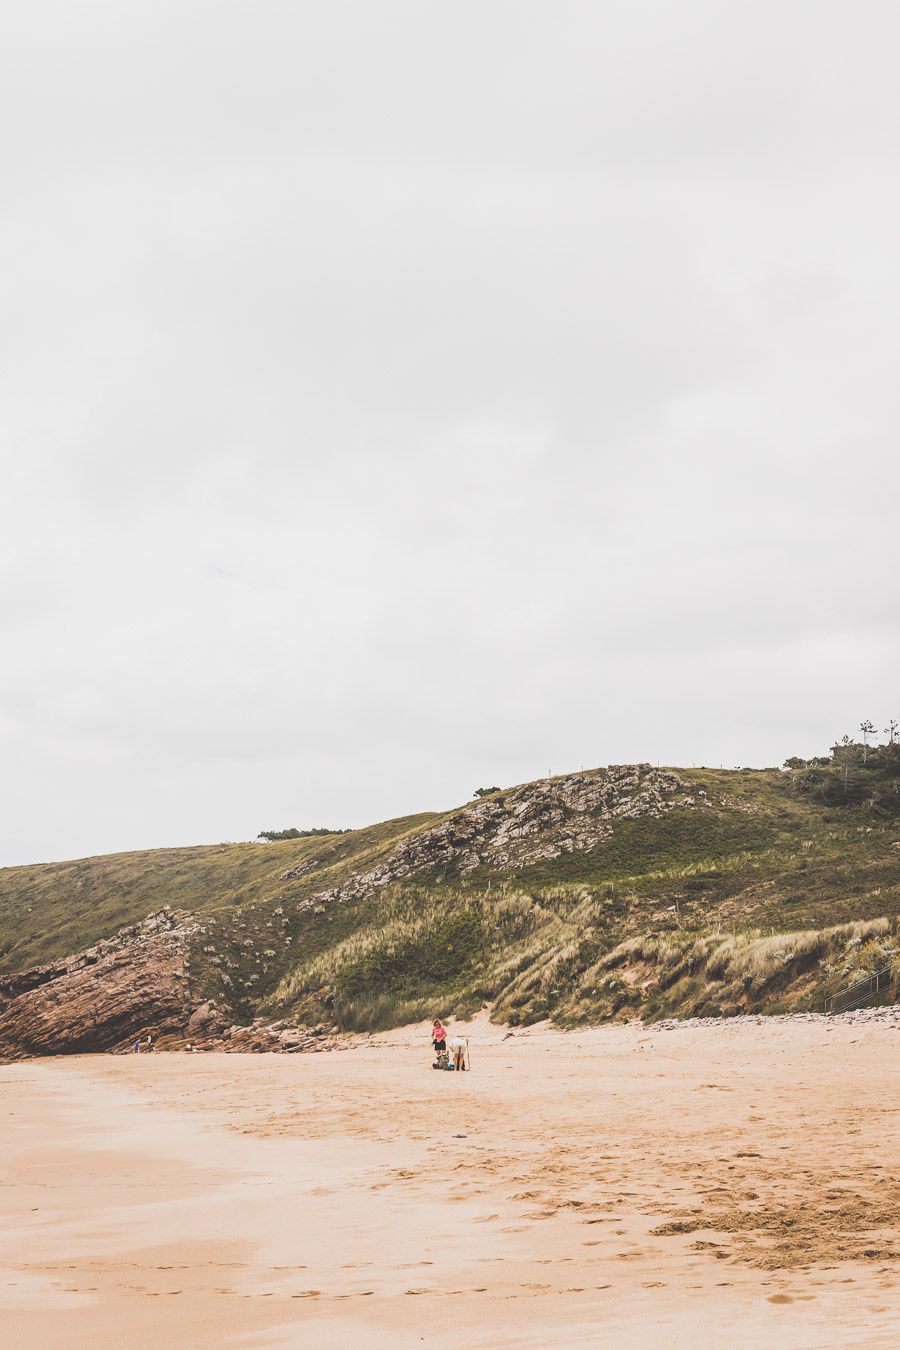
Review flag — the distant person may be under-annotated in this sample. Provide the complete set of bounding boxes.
[133,1040,141,1054]
[432,1018,449,1069]
[144,1035,154,1053]
[447,1035,468,1072]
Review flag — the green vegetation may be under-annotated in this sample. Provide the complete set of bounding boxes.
[790,739,900,815]
[2,741,899,1031]
[564,917,900,1023]
[257,827,350,842]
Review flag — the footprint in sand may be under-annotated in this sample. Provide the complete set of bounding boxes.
[768,1293,793,1304]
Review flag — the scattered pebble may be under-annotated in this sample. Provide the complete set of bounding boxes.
[648,1005,900,1033]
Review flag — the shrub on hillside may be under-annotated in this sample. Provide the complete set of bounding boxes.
[790,739,900,815]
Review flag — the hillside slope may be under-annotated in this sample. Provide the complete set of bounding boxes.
[2,753,899,1057]
[0,811,438,975]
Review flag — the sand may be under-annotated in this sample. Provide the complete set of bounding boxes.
[1,1015,897,1349]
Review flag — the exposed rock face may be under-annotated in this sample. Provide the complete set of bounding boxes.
[0,914,356,1060]
[186,1000,229,1039]
[203,1019,350,1054]
[0,909,194,1061]
[283,764,689,910]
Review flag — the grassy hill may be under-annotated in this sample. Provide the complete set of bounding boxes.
[0,812,438,974]
[2,747,899,1032]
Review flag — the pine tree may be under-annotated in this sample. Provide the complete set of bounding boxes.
[859,719,877,763]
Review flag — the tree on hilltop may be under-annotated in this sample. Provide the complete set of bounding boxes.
[258,826,348,842]
[835,735,860,794]
[790,726,900,815]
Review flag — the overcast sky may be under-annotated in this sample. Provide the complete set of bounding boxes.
[2,2,899,867]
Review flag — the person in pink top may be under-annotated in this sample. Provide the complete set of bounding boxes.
[431,1018,447,1053]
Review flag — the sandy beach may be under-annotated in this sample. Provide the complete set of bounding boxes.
[1,1016,897,1349]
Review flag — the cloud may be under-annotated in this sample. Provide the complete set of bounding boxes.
[1,2,898,864]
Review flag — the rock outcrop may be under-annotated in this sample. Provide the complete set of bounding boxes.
[201,1019,350,1054]
[0,916,357,1061]
[0,909,194,1061]
[283,764,690,910]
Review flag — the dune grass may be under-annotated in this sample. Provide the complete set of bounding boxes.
[565,916,899,1023]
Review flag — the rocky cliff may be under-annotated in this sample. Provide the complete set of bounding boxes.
[283,765,692,909]
[0,911,352,1060]
[2,758,897,1055]
[0,910,193,1061]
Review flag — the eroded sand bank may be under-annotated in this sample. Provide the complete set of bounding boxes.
[1,1016,897,1348]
